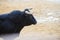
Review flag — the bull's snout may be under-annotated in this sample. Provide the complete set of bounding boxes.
[33,20,37,25]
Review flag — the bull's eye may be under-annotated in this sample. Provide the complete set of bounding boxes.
[25,15,27,16]
[25,14,28,17]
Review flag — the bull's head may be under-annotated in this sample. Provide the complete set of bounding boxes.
[22,12,37,26]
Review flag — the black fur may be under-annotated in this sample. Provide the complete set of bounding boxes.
[0,9,37,34]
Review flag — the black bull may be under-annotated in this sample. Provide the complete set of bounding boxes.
[0,10,37,34]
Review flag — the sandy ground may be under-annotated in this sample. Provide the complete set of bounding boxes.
[18,23,60,40]
[0,0,60,40]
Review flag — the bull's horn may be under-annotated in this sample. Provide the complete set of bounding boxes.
[25,11,31,14]
[24,8,32,14]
